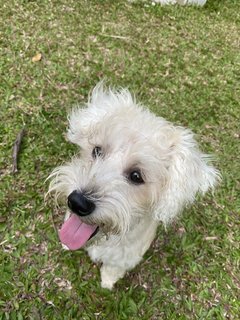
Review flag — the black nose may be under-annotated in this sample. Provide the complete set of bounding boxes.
[67,190,95,217]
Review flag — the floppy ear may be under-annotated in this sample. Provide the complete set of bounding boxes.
[153,127,220,224]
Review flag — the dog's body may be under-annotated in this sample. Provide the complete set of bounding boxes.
[88,214,158,289]
[48,83,219,289]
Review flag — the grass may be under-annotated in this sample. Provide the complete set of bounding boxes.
[0,0,239,319]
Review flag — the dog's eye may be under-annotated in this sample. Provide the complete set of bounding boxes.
[92,146,103,159]
[129,170,144,185]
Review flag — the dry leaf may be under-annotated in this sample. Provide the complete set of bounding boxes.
[32,53,42,62]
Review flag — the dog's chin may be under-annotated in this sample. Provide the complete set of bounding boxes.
[80,214,125,237]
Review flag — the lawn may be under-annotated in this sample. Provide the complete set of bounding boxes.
[0,0,239,319]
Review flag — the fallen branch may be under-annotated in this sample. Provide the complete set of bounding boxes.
[12,128,25,174]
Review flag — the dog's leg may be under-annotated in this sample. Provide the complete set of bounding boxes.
[100,264,126,290]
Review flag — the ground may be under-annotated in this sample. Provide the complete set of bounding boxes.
[0,0,239,319]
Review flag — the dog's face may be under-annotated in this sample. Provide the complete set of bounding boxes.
[48,84,219,250]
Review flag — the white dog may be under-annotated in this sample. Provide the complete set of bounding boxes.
[48,83,219,289]
[153,0,207,6]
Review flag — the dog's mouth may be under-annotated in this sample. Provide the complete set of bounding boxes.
[58,213,99,250]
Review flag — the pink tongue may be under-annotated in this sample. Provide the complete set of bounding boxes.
[58,214,98,250]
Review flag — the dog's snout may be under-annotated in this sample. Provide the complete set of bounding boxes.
[67,190,95,216]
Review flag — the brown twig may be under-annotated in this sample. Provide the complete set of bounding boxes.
[12,128,25,174]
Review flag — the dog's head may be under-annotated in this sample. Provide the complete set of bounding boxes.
[48,83,220,249]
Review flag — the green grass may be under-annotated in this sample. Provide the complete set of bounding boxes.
[0,0,239,319]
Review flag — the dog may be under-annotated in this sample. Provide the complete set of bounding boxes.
[48,83,219,289]
[152,0,207,6]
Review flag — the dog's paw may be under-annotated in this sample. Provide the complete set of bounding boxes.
[100,265,126,290]
[101,279,114,290]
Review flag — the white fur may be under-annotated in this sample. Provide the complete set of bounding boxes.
[152,0,207,6]
[48,83,219,289]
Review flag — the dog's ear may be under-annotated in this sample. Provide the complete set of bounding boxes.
[67,82,134,146]
[153,127,220,224]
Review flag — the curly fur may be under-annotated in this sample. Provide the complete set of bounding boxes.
[48,83,219,289]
